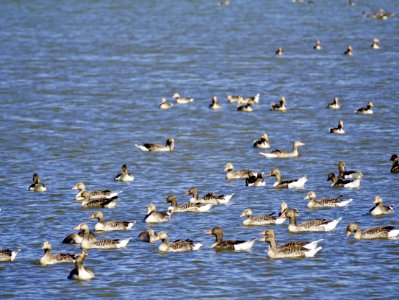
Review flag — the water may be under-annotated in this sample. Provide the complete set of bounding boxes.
[1,0,398,298]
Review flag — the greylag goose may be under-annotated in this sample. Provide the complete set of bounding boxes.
[135,138,175,152]
[164,195,213,213]
[138,229,158,243]
[338,161,363,179]
[172,93,194,104]
[369,196,394,216]
[238,94,260,105]
[240,208,286,226]
[259,141,305,158]
[253,133,270,149]
[206,227,256,251]
[28,173,47,192]
[268,168,307,189]
[186,187,234,205]
[144,203,172,223]
[327,173,360,188]
[159,97,173,110]
[68,251,94,281]
[282,209,342,232]
[89,211,135,231]
[40,241,76,266]
[237,103,253,112]
[329,120,345,134]
[114,164,134,182]
[209,96,222,110]
[72,182,119,201]
[156,231,202,253]
[327,97,340,110]
[224,162,260,180]
[0,248,21,262]
[355,101,373,114]
[81,191,118,209]
[62,228,96,245]
[346,224,399,240]
[270,96,287,112]
[304,191,352,209]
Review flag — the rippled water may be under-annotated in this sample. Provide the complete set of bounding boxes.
[1,0,399,299]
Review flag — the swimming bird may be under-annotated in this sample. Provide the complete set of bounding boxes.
[114,164,134,182]
[0,249,21,262]
[172,93,194,104]
[164,195,213,213]
[327,173,360,188]
[276,48,284,55]
[338,161,363,179]
[344,46,353,56]
[68,251,94,281]
[138,229,158,243]
[370,8,395,20]
[304,191,353,209]
[259,141,305,158]
[240,208,286,226]
[355,101,373,114]
[282,209,342,232]
[237,103,253,112]
[270,96,287,112]
[156,231,202,253]
[346,224,399,240]
[28,173,47,192]
[159,97,174,110]
[224,162,260,180]
[327,97,340,109]
[206,227,256,251]
[62,227,96,245]
[89,211,135,231]
[227,95,242,103]
[253,133,270,149]
[371,38,380,49]
[238,94,260,105]
[369,196,394,216]
[81,191,118,209]
[390,154,399,173]
[209,96,222,110]
[268,168,307,189]
[144,203,172,223]
[245,173,265,187]
[329,120,345,134]
[72,182,119,201]
[40,241,76,266]
[135,138,175,152]
[314,40,322,50]
[185,187,234,205]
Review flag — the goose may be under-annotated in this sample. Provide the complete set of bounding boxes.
[346,223,399,240]
[28,173,47,192]
[344,46,353,56]
[156,231,202,253]
[138,229,158,243]
[270,96,287,112]
[40,241,76,266]
[304,191,353,209]
[144,203,172,223]
[0,248,21,262]
[68,251,94,281]
[135,138,175,152]
[240,208,286,226]
[371,8,395,20]
[338,161,363,179]
[327,97,340,110]
[314,40,322,50]
[81,191,118,209]
[327,173,360,188]
[224,162,260,180]
[329,120,345,134]
[355,101,373,115]
[89,211,135,231]
[253,133,270,149]
[259,141,305,158]
[185,187,234,205]
[114,164,134,182]
[371,38,380,49]
[209,96,222,110]
[164,195,213,213]
[282,209,342,232]
[237,103,253,112]
[390,154,399,173]
[259,229,322,259]
[275,47,284,55]
[159,97,173,110]
[268,168,307,189]
[172,93,194,104]
[369,196,394,216]
[206,227,256,251]
[72,182,119,201]
[62,228,96,245]
[74,223,131,249]
[238,94,260,105]
[227,95,242,103]
[245,173,265,187]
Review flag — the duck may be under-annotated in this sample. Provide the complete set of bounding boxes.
[224,162,260,180]
[268,168,307,189]
[135,138,175,152]
[159,97,174,110]
[172,93,194,104]
[185,187,234,205]
[238,94,260,105]
[237,103,253,112]
[62,228,96,245]
[72,182,119,201]
[259,141,305,158]
[270,96,287,112]
[371,38,380,49]
[355,101,373,114]
[28,173,47,192]
[253,133,270,149]
[259,229,322,259]
[245,173,265,187]
[282,209,342,233]
[0,248,21,262]
[227,95,242,103]
[68,251,95,281]
[346,223,399,240]
[138,229,158,243]
[338,161,363,179]
[240,208,286,226]
[369,196,394,216]
[371,8,395,20]
[144,203,172,223]
[390,154,399,173]
[40,241,76,266]
[209,96,222,110]
[206,227,256,251]
[88,211,136,231]
[329,120,345,134]
[327,173,360,188]
[327,97,340,109]
[275,47,284,55]
[344,46,353,56]
[156,231,202,253]
[81,191,118,209]
[74,223,132,250]
[164,195,213,213]
[114,164,134,182]
[314,40,322,50]
[304,191,353,209]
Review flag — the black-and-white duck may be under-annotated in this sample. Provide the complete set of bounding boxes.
[355,101,373,114]
[346,224,399,240]
[206,227,256,251]
[0,248,21,262]
[259,141,305,158]
[224,162,260,180]
[89,211,135,231]
[245,173,265,187]
[68,251,94,281]
[240,208,286,226]
[390,154,399,173]
[144,203,172,223]
[270,96,287,112]
[135,138,175,152]
[304,191,353,209]
[369,196,394,216]
[282,209,342,233]
[114,164,134,182]
[327,97,340,110]
[172,93,194,104]
[327,173,360,188]
[329,120,345,134]
[268,168,307,189]
[338,161,363,179]
[209,96,222,110]
[156,231,202,253]
[40,241,76,266]
[253,133,270,149]
[159,97,174,110]
[72,182,119,201]
[186,187,234,205]
[81,191,118,209]
[28,173,47,192]
[164,195,213,213]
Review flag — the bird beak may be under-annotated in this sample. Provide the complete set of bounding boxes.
[239,213,245,217]
[304,195,309,200]
[205,230,212,235]
[72,184,78,190]
[74,225,81,230]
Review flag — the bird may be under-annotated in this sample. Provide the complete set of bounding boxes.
[88,211,135,231]
[253,133,270,149]
[172,93,194,104]
[28,173,47,192]
[237,103,253,112]
[327,97,340,110]
[144,203,172,223]
[369,196,394,216]
[268,168,307,189]
[304,191,353,209]
[270,96,287,112]
[159,97,174,110]
[164,195,213,213]
[390,154,399,173]
[68,251,95,281]
[135,138,175,152]
[371,38,380,49]
[240,208,286,226]
[314,40,322,50]
[114,164,134,182]
[275,48,284,55]
[259,141,305,158]
[185,187,234,205]
[209,96,222,110]
[346,224,399,240]
[138,229,159,243]
[327,173,360,188]
[81,191,118,209]
[62,228,96,245]
[40,241,76,266]
[355,101,374,114]
[156,231,202,253]
[0,249,21,262]
[245,173,265,187]
[227,95,242,103]
[338,161,363,179]
[238,94,260,105]
[72,182,119,201]
[206,227,256,251]
[282,209,342,232]
[224,162,260,180]
[344,46,353,56]
[329,120,345,134]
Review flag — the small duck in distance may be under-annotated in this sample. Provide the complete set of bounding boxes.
[135,138,175,152]
[371,38,380,49]
[253,133,270,149]
[327,97,340,110]
[114,164,134,182]
[390,154,399,173]
[355,101,373,114]
[344,46,353,56]
[159,97,173,110]
[270,96,287,112]
[28,173,47,192]
[276,47,284,55]
[172,93,194,104]
[314,40,322,50]
[259,141,305,158]
[209,96,222,110]
[329,120,345,134]
[369,196,394,216]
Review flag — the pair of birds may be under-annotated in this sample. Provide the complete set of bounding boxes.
[159,93,194,109]
[327,98,374,115]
